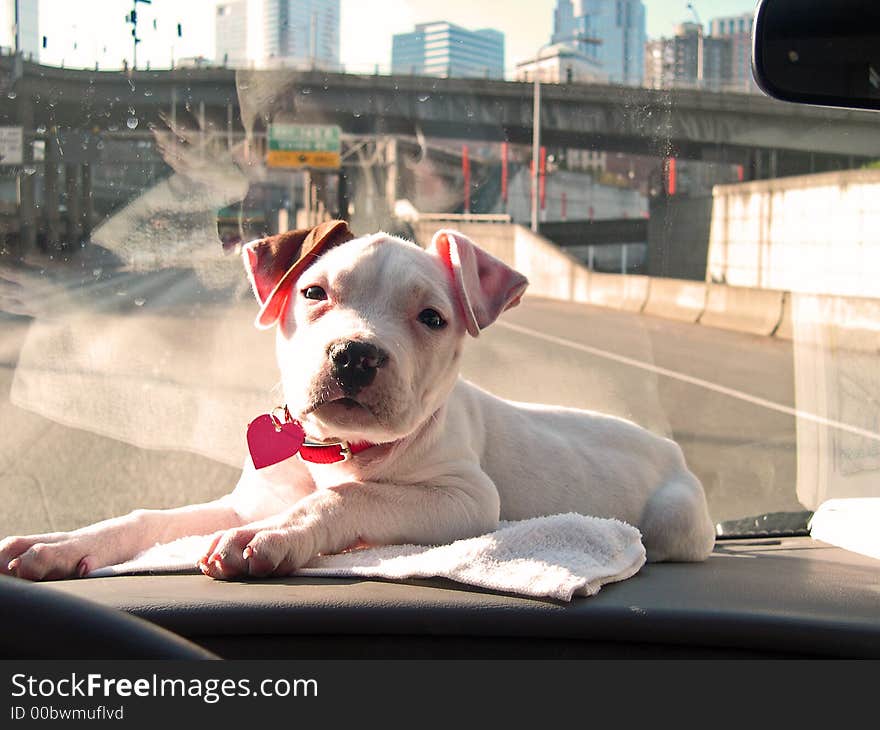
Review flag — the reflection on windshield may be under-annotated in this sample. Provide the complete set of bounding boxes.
[1,2,879,543]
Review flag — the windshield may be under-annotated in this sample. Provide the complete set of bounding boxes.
[0,0,875,543]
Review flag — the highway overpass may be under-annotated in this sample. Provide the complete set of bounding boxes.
[2,54,879,173]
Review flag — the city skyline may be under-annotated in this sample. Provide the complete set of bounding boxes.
[25,0,756,75]
[391,21,504,79]
[215,0,341,69]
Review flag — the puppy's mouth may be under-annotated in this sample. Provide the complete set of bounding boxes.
[304,393,372,417]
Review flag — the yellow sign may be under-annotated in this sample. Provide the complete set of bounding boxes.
[266,150,341,169]
[267,124,342,169]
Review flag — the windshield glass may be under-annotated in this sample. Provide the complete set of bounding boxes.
[0,0,876,543]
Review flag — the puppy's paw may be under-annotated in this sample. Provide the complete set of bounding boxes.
[0,535,94,581]
[199,525,317,580]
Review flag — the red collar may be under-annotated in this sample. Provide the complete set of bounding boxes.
[298,437,377,464]
[247,407,381,469]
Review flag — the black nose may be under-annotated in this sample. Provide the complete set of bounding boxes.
[328,341,388,396]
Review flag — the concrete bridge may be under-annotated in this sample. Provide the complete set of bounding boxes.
[2,55,878,171]
[2,55,879,254]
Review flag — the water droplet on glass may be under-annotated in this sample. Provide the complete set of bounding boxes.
[6,90,16,99]
[353,111,362,118]
[300,87,312,95]
[144,89,153,97]
[418,95,430,102]
[116,291,127,297]
[36,124,46,134]
[126,117,139,129]
[23,166,36,176]
[134,298,146,307]
[108,124,119,132]
[92,268,102,278]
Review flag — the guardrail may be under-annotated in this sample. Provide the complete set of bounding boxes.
[410,219,880,350]
[415,213,512,224]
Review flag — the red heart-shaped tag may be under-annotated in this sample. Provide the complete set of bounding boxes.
[247,414,305,469]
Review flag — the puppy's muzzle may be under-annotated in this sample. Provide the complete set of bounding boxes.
[328,340,389,396]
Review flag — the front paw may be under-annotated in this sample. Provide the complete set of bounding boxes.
[198,524,317,580]
[0,534,94,581]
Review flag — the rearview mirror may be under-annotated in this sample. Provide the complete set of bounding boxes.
[752,0,880,110]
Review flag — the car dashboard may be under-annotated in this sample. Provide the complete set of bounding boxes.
[32,536,880,659]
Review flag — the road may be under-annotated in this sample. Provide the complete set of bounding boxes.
[0,266,804,537]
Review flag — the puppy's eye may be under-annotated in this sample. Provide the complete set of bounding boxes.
[303,285,327,301]
[418,308,446,330]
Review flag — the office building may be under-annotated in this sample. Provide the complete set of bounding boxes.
[644,16,759,94]
[0,0,39,59]
[551,0,645,85]
[709,12,758,93]
[644,22,730,91]
[215,0,340,70]
[391,22,504,79]
[515,43,606,84]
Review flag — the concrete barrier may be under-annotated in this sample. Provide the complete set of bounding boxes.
[412,219,592,305]
[411,219,515,262]
[514,225,585,302]
[572,267,591,304]
[643,278,707,323]
[773,292,794,341]
[699,284,786,336]
[775,291,880,352]
[588,273,650,311]
[408,218,880,348]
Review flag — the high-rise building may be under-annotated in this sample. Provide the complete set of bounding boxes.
[551,0,645,85]
[644,16,758,94]
[215,0,340,70]
[0,0,40,60]
[391,22,504,79]
[644,22,730,91]
[709,12,757,93]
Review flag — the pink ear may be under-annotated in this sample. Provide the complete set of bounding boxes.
[429,229,528,337]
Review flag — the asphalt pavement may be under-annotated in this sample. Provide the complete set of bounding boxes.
[0,266,804,537]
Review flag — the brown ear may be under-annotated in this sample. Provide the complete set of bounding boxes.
[242,219,354,328]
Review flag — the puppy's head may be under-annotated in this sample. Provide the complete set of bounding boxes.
[243,221,528,444]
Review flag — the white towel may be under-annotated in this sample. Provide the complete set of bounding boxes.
[88,513,646,601]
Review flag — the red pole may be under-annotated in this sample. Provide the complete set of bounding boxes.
[539,145,547,213]
[501,142,508,204]
[529,159,533,208]
[462,144,470,214]
[666,157,677,196]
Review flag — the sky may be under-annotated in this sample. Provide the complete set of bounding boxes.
[34,0,757,74]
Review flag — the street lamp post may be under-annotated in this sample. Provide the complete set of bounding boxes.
[530,44,552,232]
[530,34,599,232]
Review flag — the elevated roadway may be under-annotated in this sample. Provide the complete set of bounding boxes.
[1,56,878,170]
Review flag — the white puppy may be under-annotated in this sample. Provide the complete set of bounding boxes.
[0,221,714,581]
